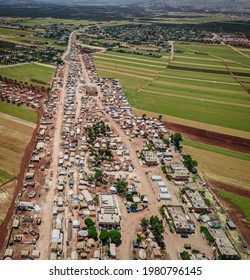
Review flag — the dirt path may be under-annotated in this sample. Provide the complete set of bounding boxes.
[37,62,69,260]
[228,45,250,59]
[0,62,30,68]
[34,62,56,69]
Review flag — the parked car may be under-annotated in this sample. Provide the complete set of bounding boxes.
[180,233,189,238]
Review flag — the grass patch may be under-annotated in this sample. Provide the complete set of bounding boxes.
[0,101,37,123]
[0,63,55,87]
[183,140,250,162]
[216,189,250,221]
[0,169,14,184]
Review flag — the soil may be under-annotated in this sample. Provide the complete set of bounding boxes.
[165,121,250,154]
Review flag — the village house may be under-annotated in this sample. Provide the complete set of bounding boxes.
[169,163,190,181]
[185,190,209,213]
[142,151,158,166]
[166,205,195,234]
[98,194,121,230]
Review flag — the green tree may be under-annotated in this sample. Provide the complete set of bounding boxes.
[163,139,170,146]
[93,195,99,205]
[99,230,109,243]
[183,154,198,171]
[172,132,183,150]
[149,215,164,239]
[159,133,164,139]
[109,230,121,244]
[85,218,94,228]
[94,169,105,183]
[125,193,133,202]
[116,180,128,194]
[136,233,142,244]
[88,226,98,240]
[131,203,138,211]
[142,113,147,119]
[140,217,149,231]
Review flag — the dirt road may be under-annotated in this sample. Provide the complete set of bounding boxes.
[37,61,69,260]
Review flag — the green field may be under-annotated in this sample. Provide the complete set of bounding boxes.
[0,169,14,184]
[0,101,37,123]
[0,63,55,87]
[216,190,250,222]
[1,17,94,27]
[183,140,250,161]
[94,44,250,134]
[0,27,31,36]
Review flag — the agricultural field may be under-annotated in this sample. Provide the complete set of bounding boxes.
[183,140,250,161]
[0,111,35,183]
[183,144,250,191]
[0,63,55,88]
[0,101,38,123]
[0,107,35,226]
[94,50,169,100]
[94,44,250,137]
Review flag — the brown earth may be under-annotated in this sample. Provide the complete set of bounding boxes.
[165,121,250,154]
[208,179,250,247]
